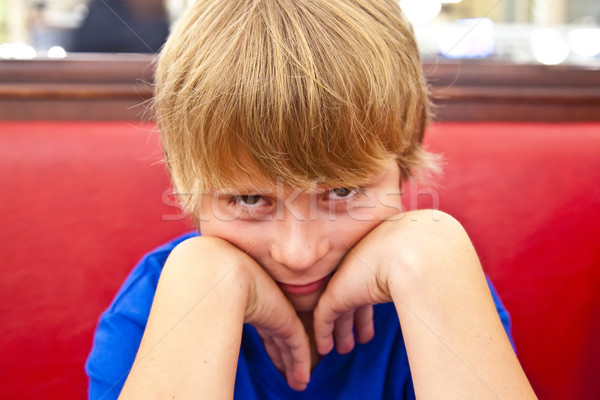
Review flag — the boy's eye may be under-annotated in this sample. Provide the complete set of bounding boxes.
[332,188,352,197]
[240,195,261,205]
[230,194,267,208]
[327,187,361,200]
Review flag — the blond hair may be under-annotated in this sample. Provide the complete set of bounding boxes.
[154,0,436,216]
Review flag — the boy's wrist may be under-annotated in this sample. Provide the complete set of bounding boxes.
[120,236,252,398]
[162,235,254,307]
[378,210,469,297]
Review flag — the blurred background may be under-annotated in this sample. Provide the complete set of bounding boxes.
[0,0,599,66]
[0,0,599,122]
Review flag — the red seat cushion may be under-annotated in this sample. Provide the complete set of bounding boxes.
[0,121,191,399]
[415,123,600,400]
[0,121,598,399]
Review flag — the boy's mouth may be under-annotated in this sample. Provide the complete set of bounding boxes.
[277,276,329,295]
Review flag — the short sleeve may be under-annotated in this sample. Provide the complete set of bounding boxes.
[485,276,515,350]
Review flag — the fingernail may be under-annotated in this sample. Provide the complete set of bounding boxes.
[290,380,308,391]
[297,383,307,391]
[296,369,310,384]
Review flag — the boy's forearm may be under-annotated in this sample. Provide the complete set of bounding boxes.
[386,212,537,399]
[119,237,251,400]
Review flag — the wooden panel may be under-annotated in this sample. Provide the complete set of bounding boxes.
[0,54,154,121]
[425,60,600,121]
[0,54,599,121]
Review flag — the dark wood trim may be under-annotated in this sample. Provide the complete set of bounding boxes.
[0,54,154,120]
[0,53,155,83]
[0,83,153,99]
[0,54,599,121]
[423,60,600,87]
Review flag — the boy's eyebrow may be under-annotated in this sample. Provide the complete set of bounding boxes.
[315,172,387,192]
[212,165,391,197]
[214,188,275,196]
[326,167,390,190]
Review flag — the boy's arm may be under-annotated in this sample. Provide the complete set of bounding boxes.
[118,236,310,399]
[314,210,537,400]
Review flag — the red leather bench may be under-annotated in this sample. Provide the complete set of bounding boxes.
[1,121,598,399]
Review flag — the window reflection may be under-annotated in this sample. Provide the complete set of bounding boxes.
[411,0,600,65]
[0,0,598,65]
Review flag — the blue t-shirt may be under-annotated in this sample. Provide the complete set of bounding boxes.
[86,232,513,399]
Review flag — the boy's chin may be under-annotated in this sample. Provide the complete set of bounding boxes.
[286,288,325,313]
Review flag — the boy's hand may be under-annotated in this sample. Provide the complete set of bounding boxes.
[313,210,444,355]
[312,216,395,355]
[314,211,538,399]
[241,255,311,391]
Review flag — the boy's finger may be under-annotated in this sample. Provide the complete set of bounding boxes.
[285,330,311,385]
[313,291,348,354]
[354,305,375,344]
[333,311,356,354]
[261,334,285,371]
[272,336,309,391]
[290,355,310,390]
[273,336,294,375]
[313,313,336,355]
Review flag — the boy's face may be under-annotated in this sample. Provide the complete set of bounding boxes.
[198,161,403,312]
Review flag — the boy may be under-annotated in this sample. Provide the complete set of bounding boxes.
[86,0,537,398]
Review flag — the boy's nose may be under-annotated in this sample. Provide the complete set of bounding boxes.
[269,216,330,272]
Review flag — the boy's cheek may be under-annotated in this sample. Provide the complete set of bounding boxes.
[197,201,238,222]
[377,192,404,218]
[344,203,379,222]
[344,194,402,223]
